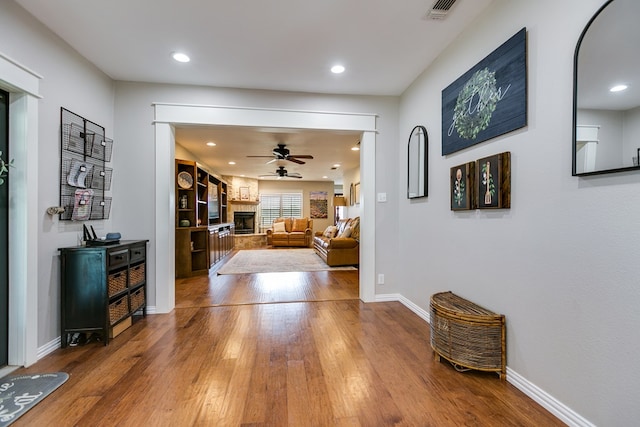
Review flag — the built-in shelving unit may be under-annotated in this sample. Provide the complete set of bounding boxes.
[175,159,233,278]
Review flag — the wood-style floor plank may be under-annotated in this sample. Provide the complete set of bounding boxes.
[10,265,563,426]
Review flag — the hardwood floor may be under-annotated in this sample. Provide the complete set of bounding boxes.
[11,259,563,426]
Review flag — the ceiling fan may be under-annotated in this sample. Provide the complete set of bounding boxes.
[259,166,302,179]
[247,143,314,164]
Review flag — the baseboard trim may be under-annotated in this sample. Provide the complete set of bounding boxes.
[374,293,402,302]
[145,305,158,314]
[507,368,595,427]
[377,293,431,323]
[374,292,592,427]
[37,336,60,360]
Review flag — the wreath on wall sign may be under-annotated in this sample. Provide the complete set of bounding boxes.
[453,68,498,140]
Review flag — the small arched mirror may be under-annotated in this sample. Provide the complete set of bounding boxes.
[573,0,640,176]
[408,125,428,198]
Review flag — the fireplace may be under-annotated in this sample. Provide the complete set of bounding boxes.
[234,212,255,234]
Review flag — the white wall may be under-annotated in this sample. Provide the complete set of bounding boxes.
[398,0,640,425]
[342,167,363,224]
[623,106,640,164]
[578,109,624,169]
[0,1,114,349]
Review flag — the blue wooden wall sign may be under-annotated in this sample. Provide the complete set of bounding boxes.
[441,28,527,156]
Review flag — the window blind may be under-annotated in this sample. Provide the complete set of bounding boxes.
[260,193,303,226]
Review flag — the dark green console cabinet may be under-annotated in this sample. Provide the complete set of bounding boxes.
[59,240,148,347]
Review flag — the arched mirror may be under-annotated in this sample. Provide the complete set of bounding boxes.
[408,125,428,198]
[573,0,640,176]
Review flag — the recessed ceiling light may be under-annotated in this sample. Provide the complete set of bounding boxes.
[206,141,216,147]
[228,161,236,165]
[331,64,345,74]
[351,146,360,151]
[610,84,628,92]
[172,52,190,63]
[322,176,328,179]
[333,164,341,168]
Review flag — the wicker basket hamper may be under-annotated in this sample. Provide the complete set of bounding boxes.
[128,263,145,287]
[430,291,506,379]
[130,287,145,313]
[109,296,129,326]
[107,271,127,297]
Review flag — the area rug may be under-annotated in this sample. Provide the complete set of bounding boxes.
[0,372,69,426]
[217,249,357,275]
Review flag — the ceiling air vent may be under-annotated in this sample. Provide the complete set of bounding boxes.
[425,0,458,20]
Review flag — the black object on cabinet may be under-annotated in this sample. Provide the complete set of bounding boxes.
[59,240,148,347]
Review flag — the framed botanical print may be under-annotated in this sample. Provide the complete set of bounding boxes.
[450,162,475,210]
[476,152,511,209]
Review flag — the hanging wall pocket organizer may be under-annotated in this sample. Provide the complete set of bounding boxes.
[60,108,113,220]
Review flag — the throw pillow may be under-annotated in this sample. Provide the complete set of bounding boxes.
[349,217,360,241]
[323,225,338,238]
[273,221,286,233]
[336,219,348,235]
[338,226,352,238]
[292,218,308,232]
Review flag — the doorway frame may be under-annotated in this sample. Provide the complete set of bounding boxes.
[0,52,41,367]
[152,103,377,312]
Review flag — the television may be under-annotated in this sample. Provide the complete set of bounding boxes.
[208,183,220,221]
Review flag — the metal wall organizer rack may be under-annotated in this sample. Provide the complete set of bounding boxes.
[59,108,113,220]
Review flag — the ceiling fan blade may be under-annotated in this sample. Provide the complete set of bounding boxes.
[258,173,277,177]
[289,175,303,179]
[265,158,277,164]
[286,157,305,164]
[288,155,314,159]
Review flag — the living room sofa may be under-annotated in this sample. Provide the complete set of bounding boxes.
[313,217,359,266]
[267,217,314,247]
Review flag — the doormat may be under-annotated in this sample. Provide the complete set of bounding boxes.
[0,372,69,426]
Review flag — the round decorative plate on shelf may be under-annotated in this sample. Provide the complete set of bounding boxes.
[177,171,193,189]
